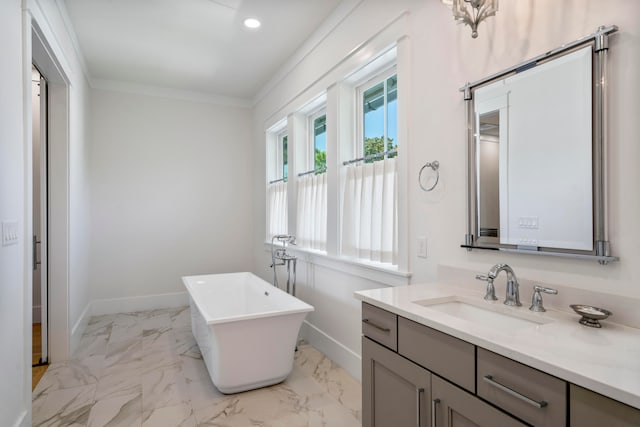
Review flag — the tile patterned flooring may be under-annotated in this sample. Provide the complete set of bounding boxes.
[32,307,362,426]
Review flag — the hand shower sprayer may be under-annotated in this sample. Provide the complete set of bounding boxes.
[270,235,298,296]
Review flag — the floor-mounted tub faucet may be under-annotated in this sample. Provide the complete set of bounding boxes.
[476,263,522,306]
[270,235,297,296]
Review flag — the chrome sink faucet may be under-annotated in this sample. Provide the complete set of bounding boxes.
[476,264,522,306]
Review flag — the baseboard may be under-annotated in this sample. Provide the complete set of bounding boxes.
[70,302,92,356]
[300,321,362,381]
[90,291,189,316]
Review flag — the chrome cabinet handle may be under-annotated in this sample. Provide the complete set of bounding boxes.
[483,375,548,408]
[362,318,391,333]
[416,388,424,427]
[431,398,440,427]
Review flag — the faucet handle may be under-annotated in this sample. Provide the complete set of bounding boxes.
[529,285,558,312]
[476,275,498,301]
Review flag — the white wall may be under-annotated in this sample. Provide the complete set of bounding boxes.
[89,89,254,302]
[0,1,29,424]
[252,0,640,378]
[0,0,92,423]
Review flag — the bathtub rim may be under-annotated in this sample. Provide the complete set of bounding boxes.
[182,271,314,326]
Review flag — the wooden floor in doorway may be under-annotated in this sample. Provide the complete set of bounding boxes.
[32,323,48,390]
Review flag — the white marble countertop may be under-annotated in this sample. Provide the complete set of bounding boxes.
[355,282,640,410]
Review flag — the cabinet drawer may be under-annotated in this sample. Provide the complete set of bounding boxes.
[570,384,640,427]
[477,348,566,426]
[362,303,397,351]
[398,317,475,393]
[432,375,526,427]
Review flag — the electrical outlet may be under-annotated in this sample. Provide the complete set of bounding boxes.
[417,236,427,258]
[2,221,19,246]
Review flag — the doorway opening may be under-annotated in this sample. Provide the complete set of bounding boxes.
[31,64,49,390]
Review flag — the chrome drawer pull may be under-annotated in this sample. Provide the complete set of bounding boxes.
[431,398,440,427]
[416,388,424,427]
[483,375,548,408]
[362,318,391,332]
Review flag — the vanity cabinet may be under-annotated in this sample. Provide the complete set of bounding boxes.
[398,317,475,393]
[476,348,566,426]
[362,304,526,427]
[362,302,638,427]
[569,384,640,427]
[432,375,526,427]
[362,337,431,427]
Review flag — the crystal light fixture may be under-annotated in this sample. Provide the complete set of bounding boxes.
[442,0,498,39]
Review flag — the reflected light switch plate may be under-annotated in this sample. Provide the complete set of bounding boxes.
[518,216,539,229]
[2,221,19,246]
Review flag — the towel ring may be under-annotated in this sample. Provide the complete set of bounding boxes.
[419,160,440,192]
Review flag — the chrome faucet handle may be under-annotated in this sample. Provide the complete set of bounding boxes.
[529,285,558,312]
[476,275,498,301]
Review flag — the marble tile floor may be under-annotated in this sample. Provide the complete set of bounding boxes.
[32,307,362,427]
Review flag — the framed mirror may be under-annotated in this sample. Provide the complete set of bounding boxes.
[461,26,619,264]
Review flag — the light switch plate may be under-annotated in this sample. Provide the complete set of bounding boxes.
[2,221,19,246]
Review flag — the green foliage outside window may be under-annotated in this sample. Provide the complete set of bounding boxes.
[364,136,396,163]
[315,149,326,173]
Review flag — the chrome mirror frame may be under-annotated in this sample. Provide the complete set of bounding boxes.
[461,25,619,264]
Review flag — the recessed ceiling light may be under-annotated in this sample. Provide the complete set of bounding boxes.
[243,18,261,29]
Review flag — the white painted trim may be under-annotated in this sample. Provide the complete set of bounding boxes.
[25,0,72,81]
[69,302,91,356]
[11,411,28,427]
[265,242,411,287]
[253,0,364,105]
[28,1,73,365]
[300,320,361,382]
[395,35,410,273]
[91,78,252,108]
[90,292,190,316]
[263,11,410,126]
[51,0,91,85]
[21,10,35,426]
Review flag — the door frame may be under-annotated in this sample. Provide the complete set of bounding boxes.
[23,3,71,368]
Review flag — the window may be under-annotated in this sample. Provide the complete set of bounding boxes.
[267,128,288,238]
[282,134,288,181]
[277,132,289,181]
[313,113,327,173]
[362,72,398,161]
[296,110,328,251]
[342,70,399,265]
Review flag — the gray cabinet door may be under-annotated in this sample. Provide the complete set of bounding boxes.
[432,376,526,427]
[362,336,431,427]
[570,384,640,427]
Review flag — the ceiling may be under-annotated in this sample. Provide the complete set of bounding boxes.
[63,0,344,100]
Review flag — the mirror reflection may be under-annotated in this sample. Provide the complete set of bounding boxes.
[478,111,500,238]
[472,45,594,251]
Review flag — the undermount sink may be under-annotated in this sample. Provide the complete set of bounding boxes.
[413,296,553,331]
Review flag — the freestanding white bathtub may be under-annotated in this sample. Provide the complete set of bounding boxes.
[182,272,314,394]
